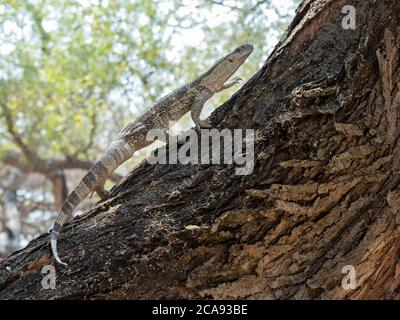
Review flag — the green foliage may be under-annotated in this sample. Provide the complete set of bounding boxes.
[0,0,299,165]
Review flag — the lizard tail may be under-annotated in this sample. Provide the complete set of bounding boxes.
[50,140,135,266]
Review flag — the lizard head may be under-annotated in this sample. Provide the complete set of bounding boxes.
[200,44,254,91]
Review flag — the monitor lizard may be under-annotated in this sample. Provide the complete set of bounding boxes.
[51,44,254,265]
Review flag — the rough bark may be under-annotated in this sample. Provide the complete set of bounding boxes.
[0,0,399,300]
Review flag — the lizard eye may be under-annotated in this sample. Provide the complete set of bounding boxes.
[227,58,234,62]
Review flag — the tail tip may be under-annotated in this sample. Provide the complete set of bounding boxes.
[58,260,68,267]
[50,237,68,267]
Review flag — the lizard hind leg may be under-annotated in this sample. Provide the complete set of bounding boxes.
[92,140,135,201]
[95,182,111,201]
[191,90,213,129]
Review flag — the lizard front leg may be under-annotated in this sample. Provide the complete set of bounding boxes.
[191,78,243,128]
[191,90,212,129]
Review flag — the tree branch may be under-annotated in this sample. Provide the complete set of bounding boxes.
[0,104,41,167]
[2,151,122,183]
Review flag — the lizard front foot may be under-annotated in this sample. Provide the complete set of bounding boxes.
[220,76,244,90]
[229,76,244,84]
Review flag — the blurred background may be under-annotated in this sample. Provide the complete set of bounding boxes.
[0,0,298,257]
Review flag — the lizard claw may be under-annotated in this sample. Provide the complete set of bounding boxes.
[198,119,212,129]
[231,76,244,84]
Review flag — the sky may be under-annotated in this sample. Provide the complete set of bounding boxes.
[172,0,294,50]
[0,0,295,55]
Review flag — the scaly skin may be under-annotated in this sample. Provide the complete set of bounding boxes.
[51,44,254,266]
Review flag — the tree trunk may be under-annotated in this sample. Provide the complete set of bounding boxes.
[49,169,69,212]
[0,0,399,300]
[0,169,22,255]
